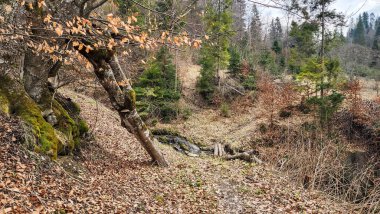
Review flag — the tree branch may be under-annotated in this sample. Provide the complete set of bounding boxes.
[84,0,108,18]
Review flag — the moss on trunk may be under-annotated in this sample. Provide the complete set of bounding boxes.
[0,76,88,158]
[0,76,59,158]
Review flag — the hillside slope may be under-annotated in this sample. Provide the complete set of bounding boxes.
[0,87,352,213]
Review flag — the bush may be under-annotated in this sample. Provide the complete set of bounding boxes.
[259,50,282,76]
[307,91,345,127]
[242,75,256,90]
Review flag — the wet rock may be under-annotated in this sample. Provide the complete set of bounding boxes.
[156,135,201,156]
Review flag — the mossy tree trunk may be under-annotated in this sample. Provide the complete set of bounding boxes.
[80,49,169,166]
[4,0,168,166]
[22,50,60,125]
[0,75,86,158]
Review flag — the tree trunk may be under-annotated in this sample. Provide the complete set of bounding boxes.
[83,50,169,166]
[22,50,58,125]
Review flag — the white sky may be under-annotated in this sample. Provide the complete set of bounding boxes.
[250,0,380,33]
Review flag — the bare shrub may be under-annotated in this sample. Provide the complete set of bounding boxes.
[256,72,279,125]
[343,79,363,117]
[258,123,380,213]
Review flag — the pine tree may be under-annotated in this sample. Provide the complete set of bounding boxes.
[354,15,366,45]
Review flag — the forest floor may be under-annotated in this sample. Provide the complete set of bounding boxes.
[0,61,357,213]
[1,90,351,213]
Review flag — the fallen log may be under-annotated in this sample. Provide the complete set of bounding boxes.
[224,150,263,164]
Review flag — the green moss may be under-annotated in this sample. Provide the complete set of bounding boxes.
[0,93,9,114]
[72,102,81,115]
[129,90,136,106]
[0,76,59,159]
[0,76,89,157]
[78,119,89,134]
[52,100,90,154]
[52,100,80,154]
[125,89,137,110]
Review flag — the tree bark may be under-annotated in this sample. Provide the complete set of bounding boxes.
[83,50,169,166]
[22,50,59,124]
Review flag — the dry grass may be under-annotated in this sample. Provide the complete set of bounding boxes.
[258,123,380,213]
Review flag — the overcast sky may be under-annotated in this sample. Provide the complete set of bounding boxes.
[252,0,380,33]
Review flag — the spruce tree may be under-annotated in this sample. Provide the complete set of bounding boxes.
[249,4,262,51]
[354,15,366,45]
[275,17,283,40]
[135,47,181,122]
[156,0,173,30]
[288,21,319,73]
[363,12,369,30]
[269,17,283,43]
[228,47,242,78]
[134,0,181,121]
[372,19,380,50]
[197,0,233,102]
[269,19,276,43]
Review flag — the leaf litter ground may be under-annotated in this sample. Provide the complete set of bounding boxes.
[0,90,351,213]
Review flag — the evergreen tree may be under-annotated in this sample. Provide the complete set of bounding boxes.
[288,21,319,73]
[354,15,366,45]
[135,47,181,122]
[197,0,233,102]
[275,17,283,40]
[133,0,183,121]
[373,21,380,50]
[228,47,242,78]
[156,0,173,30]
[363,12,369,31]
[272,40,282,54]
[249,4,262,51]
[269,17,283,43]
[296,57,344,127]
[269,19,276,43]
